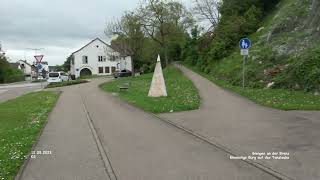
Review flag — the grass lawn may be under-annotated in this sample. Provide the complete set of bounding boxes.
[100,66,200,113]
[46,79,88,88]
[183,63,320,110]
[0,91,60,179]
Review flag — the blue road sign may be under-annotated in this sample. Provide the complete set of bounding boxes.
[239,38,251,49]
[37,63,43,70]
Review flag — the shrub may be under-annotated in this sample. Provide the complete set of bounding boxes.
[46,80,88,88]
[275,47,320,92]
[0,56,24,83]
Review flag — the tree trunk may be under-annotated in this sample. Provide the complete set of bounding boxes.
[131,58,135,77]
[165,51,169,66]
[163,45,169,66]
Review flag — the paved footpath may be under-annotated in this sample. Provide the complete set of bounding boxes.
[160,64,320,180]
[18,78,278,180]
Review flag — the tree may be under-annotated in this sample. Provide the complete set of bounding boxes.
[105,12,145,74]
[63,55,72,72]
[136,0,193,65]
[182,26,200,65]
[193,0,221,30]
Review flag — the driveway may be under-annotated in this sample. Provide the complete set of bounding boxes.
[159,64,320,180]
[18,78,278,180]
[0,81,47,103]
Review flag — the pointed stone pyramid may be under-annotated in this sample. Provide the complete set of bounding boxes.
[148,55,167,97]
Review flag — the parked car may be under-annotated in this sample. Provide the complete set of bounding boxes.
[113,69,132,78]
[47,72,69,83]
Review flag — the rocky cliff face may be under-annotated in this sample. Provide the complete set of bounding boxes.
[258,0,320,56]
[250,0,320,91]
[259,0,320,55]
[306,0,320,29]
[215,0,320,92]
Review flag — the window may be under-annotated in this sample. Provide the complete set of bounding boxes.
[98,67,103,74]
[98,56,106,62]
[105,67,110,73]
[49,73,59,77]
[82,56,88,64]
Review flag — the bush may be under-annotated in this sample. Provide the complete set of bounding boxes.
[46,80,89,88]
[0,56,24,83]
[204,67,211,74]
[275,47,320,92]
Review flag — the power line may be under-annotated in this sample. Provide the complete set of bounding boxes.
[26,48,44,55]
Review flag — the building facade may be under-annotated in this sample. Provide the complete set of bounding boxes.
[17,60,48,80]
[17,60,34,80]
[70,38,132,78]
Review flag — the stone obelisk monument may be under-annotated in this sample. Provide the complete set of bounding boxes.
[148,55,167,97]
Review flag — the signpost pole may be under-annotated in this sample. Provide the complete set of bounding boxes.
[242,55,246,88]
[34,55,44,88]
[239,38,251,89]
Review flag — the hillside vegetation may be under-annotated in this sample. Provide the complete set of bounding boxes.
[184,0,320,93]
[104,0,320,97]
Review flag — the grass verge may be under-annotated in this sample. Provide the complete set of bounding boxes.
[183,63,320,110]
[100,66,200,113]
[46,79,88,88]
[0,91,60,179]
[80,75,112,79]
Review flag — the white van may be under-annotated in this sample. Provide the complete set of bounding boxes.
[48,72,69,83]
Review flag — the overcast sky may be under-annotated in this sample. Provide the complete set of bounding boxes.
[1,0,191,66]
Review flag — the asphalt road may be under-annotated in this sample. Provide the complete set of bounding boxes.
[0,82,46,103]
[160,64,320,180]
[18,78,278,180]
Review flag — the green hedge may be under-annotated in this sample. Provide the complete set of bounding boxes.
[46,80,89,88]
